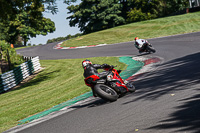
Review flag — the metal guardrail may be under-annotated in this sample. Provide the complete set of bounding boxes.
[0,56,41,93]
[189,0,200,8]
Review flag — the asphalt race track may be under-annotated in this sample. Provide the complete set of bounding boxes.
[12,32,200,133]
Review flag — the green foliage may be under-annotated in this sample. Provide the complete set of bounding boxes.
[0,41,24,69]
[0,0,58,20]
[0,40,10,51]
[6,48,24,66]
[0,1,56,46]
[46,33,82,44]
[127,8,151,22]
[67,0,125,34]
[161,0,189,15]
[126,0,162,23]
[67,0,189,31]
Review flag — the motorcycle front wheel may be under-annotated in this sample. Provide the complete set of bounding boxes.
[94,84,119,102]
[127,82,136,92]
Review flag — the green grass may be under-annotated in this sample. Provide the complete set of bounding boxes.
[15,46,33,50]
[0,57,127,132]
[62,12,200,47]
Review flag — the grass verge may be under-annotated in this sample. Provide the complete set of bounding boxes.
[0,57,127,132]
[62,12,200,47]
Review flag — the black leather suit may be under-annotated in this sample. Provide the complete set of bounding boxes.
[83,64,109,79]
[83,63,110,97]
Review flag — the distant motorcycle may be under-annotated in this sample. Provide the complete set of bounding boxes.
[84,66,135,102]
[141,43,156,54]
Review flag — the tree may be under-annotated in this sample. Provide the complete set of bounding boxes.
[0,2,55,46]
[19,16,55,46]
[126,0,189,23]
[67,0,125,34]
[0,0,58,20]
[160,0,189,16]
[126,0,162,22]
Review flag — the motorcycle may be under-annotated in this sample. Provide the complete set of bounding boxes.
[84,66,135,102]
[140,43,156,54]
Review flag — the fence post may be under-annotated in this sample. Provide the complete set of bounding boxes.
[6,49,11,70]
[0,47,3,73]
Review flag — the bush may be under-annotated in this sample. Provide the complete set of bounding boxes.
[46,33,83,44]
[0,41,24,71]
[0,40,10,51]
[127,8,154,23]
[7,48,24,66]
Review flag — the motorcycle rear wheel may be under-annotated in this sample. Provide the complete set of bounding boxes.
[94,84,119,102]
[147,45,156,53]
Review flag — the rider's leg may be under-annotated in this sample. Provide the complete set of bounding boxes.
[91,87,98,97]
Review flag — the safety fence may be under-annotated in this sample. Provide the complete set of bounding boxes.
[0,56,41,93]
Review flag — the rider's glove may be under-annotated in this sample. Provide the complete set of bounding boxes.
[102,64,110,68]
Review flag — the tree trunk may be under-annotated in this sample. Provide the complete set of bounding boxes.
[121,0,128,19]
[0,47,3,73]
[24,38,27,46]
[6,49,11,70]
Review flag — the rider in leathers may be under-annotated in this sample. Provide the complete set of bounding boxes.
[82,59,134,97]
[82,59,111,97]
[134,37,150,53]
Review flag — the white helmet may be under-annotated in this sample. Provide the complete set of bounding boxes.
[82,59,92,68]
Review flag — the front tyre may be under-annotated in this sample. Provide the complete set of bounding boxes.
[127,82,136,93]
[94,84,118,102]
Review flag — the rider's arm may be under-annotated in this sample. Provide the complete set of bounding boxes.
[93,64,111,69]
[93,64,104,69]
[134,42,140,49]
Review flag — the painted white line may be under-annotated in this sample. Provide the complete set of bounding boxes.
[53,43,107,49]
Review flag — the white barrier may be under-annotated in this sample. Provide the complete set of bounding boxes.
[0,56,41,93]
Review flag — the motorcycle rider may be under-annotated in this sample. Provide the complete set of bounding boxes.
[134,37,150,53]
[82,59,134,97]
[82,59,113,97]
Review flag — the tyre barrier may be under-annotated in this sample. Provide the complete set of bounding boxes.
[23,56,34,62]
[0,56,41,93]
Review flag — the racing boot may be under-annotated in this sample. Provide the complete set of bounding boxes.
[124,80,136,92]
[91,87,98,97]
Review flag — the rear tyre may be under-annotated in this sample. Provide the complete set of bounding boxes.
[147,45,156,53]
[94,84,118,102]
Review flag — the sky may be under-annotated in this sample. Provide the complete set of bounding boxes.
[28,0,81,45]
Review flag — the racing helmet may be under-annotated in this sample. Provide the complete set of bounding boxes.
[135,37,139,40]
[82,59,92,68]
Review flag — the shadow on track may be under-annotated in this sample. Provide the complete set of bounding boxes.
[148,89,200,133]
[123,52,200,133]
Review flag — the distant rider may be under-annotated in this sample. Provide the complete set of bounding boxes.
[134,37,151,53]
